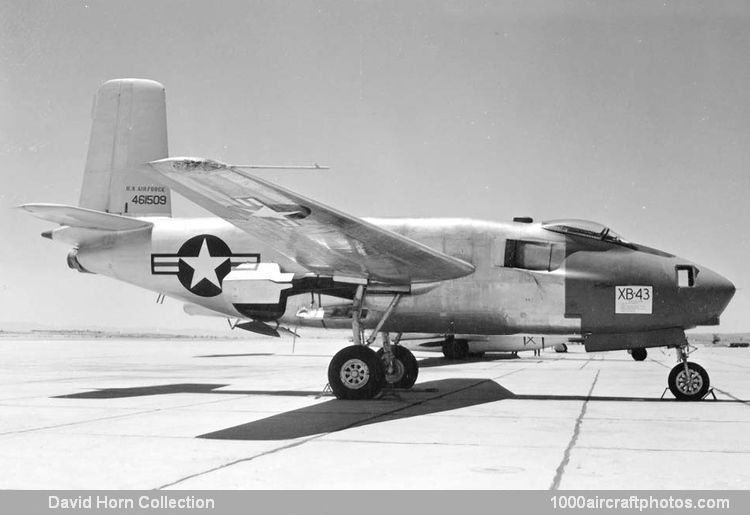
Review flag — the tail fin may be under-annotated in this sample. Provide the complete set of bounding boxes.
[79,79,171,217]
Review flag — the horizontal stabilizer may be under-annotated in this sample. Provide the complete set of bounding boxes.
[19,203,152,231]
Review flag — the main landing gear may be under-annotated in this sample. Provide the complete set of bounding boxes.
[630,348,647,361]
[327,287,419,400]
[667,344,710,401]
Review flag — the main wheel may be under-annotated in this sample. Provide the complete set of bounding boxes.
[668,362,709,401]
[376,346,418,389]
[328,345,385,400]
[442,338,469,360]
[554,343,568,353]
[631,348,647,361]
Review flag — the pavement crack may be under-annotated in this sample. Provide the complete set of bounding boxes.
[578,354,596,369]
[549,369,600,490]
[156,435,323,489]
[0,408,169,437]
[712,387,750,406]
[0,392,257,438]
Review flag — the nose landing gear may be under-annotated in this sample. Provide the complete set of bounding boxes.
[667,344,710,401]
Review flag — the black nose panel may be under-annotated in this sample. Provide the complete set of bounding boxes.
[564,243,734,332]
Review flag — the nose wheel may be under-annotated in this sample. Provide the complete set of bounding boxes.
[668,362,709,401]
[667,345,710,401]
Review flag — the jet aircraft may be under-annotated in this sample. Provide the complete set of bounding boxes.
[22,79,735,401]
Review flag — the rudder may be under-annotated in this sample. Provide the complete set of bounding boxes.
[79,78,171,217]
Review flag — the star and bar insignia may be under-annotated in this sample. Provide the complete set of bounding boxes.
[151,234,259,297]
[232,197,311,227]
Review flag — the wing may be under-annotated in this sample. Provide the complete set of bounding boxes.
[141,158,475,284]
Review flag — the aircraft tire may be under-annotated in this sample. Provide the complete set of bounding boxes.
[554,343,568,353]
[442,338,469,360]
[376,346,418,389]
[668,362,710,401]
[328,345,385,400]
[631,348,647,361]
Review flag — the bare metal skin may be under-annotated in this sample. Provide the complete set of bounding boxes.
[52,214,734,348]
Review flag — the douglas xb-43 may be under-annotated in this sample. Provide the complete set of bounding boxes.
[22,79,735,401]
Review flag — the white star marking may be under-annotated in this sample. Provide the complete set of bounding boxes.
[181,238,229,289]
[251,205,301,220]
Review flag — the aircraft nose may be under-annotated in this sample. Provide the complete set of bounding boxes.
[696,266,735,318]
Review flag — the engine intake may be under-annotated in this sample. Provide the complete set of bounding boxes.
[67,249,92,274]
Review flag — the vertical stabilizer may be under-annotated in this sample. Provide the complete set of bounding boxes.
[79,78,171,217]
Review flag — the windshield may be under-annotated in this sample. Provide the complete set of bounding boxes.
[541,219,624,243]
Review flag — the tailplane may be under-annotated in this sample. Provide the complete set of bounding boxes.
[79,78,171,217]
[19,203,152,231]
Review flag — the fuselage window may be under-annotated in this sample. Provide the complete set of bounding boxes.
[505,240,554,271]
[676,265,697,288]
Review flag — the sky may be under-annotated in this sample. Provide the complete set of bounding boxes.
[1,0,749,332]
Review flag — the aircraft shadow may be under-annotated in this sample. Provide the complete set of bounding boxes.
[55,384,322,399]
[198,378,508,440]
[197,380,747,441]
[54,380,747,440]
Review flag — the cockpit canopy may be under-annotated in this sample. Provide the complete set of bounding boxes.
[542,219,625,244]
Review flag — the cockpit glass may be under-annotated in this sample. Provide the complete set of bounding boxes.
[541,219,624,243]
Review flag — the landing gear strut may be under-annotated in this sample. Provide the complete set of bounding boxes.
[667,344,710,401]
[327,288,417,399]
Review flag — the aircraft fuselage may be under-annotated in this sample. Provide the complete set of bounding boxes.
[56,215,735,352]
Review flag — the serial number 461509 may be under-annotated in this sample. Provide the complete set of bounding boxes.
[131,195,168,205]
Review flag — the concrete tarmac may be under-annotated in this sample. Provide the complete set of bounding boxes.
[0,335,748,489]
